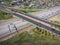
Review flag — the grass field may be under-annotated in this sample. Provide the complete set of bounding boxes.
[48,14,60,24]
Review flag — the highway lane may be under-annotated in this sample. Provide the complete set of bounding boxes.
[13,12,60,35]
[0,21,31,38]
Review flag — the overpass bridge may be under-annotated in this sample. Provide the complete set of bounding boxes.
[0,5,60,36]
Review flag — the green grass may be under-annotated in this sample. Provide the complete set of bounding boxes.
[21,9,39,13]
[0,27,60,45]
[0,10,13,20]
[11,7,39,13]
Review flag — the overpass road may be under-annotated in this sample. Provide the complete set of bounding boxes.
[0,5,60,36]
[13,12,60,35]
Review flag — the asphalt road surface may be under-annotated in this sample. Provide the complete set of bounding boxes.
[30,6,60,19]
[0,21,31,38]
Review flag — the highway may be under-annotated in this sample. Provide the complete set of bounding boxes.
[0,5,60,35]
[0,21,31,39]
[30,6,60,19]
